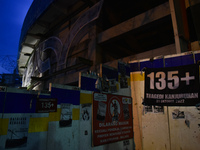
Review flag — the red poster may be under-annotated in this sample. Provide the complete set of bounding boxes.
[93,92,133,146]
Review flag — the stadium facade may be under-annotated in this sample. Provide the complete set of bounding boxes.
[18,0,200,90]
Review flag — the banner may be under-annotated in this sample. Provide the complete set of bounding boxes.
[93,92,133,146]
[144,64,199,106]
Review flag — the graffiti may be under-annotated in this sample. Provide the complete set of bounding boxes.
[36,37,62,73]
[22,0,104,87]
[60,0,103,67]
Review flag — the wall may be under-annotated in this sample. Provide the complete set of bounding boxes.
[0,85,80,150]
[0,61,134,150]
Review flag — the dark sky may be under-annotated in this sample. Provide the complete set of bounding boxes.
[0,0,33,73]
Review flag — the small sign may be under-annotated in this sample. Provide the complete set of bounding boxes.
[36,98,57,113]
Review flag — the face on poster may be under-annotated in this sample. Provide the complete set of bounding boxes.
[93,92,133,146]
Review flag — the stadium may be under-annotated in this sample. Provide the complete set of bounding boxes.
[17,0,200,90]
[12,0,200,149]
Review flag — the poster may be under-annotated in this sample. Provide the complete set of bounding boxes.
[118,62,130,88]
[81,103,91,121]
[5,116,30,149]
[101,65,118,93]
[93,92,133,146]
[123,140,131,150]
[144,105,164,114]
[144,64,200,106]
[59,103,72,127]
[109,79,117,93]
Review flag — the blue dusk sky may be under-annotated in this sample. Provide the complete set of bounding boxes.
[0,0,33,73]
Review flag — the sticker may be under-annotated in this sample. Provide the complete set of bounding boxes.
[172,109,185,119]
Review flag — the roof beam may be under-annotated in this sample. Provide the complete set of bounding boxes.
[97,2,170,44]
[81,0,94,7]
[169,0,181,53]
[21,43,35,49]
[27,33,44,39]
[36,21,50,29]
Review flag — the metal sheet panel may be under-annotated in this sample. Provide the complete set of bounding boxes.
[130,62,140,72]
[0,92,6,113]
[165,54,194,67]
[4,93,51,113]
[140,58,164,70]
[81,76,98,91]
[51,87,80,105]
